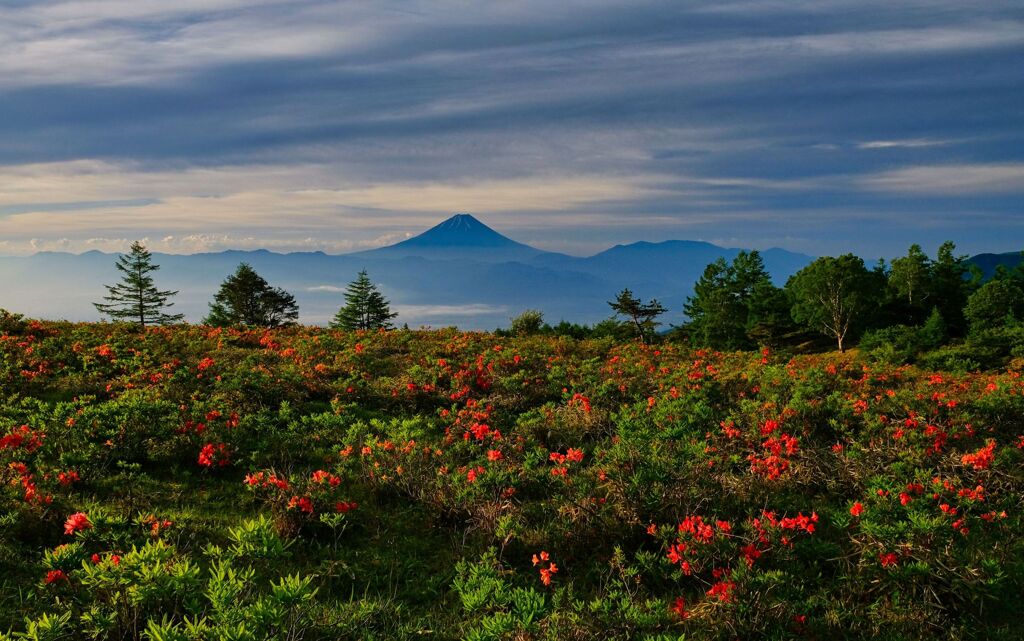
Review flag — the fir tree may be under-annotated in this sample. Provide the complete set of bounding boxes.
[93,241,183,329]
[205,263,298,327]
[331,270,397,330]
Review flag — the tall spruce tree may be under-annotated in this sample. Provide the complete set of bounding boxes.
[205,263,299,327]
[331,270,397,330]
[94,241,183,328]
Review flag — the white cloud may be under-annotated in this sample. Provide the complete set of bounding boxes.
[857,138,956,149]
[0,158,665,253]
[861,163,1024,194]
[392,303,508,317]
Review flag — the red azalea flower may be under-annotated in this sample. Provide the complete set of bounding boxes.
[64,512,91,536]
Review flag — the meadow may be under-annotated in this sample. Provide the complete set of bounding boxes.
[1,316,1022,640]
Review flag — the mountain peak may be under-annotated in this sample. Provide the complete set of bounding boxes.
[434,213,488,232]
[411,213,516,247]
[353,213,548,262]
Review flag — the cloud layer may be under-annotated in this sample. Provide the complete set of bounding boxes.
[1,0,1022,257]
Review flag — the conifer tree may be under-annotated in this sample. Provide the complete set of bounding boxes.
[331,270,397,330]
[94,241,183,328]
[205,263,298,327]
[608,288,666,344]
[684,251,789,349]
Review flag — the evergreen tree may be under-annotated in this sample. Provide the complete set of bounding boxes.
[331,270,397,330]
[684,251,790,349]
[94,241,183,329]
[684,258,746,349]
[929,241,974,337]
[205,263,298,328]
[919,307,947,349]
[608,288,666,344]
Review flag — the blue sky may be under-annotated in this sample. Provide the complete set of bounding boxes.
[0,0,1022,258]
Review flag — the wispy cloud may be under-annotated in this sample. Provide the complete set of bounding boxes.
[861,163,1024,194]
[0,1,1022,256]
[857,138,957,149]
[392,304,508,318]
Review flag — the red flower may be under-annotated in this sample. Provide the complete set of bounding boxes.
[44,569,68,584]
[850,502,864,517]
[335,500,358,513]
[961,440,996,470]
[706,579,736,603]
[670,596,689,619]
[879,552,899,568]
[287,495,314,513]
[64,512,91,535]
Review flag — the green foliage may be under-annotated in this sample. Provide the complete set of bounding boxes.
[1,320,1023,640]
[609,289,667,344]
[93,241,184,328]
[965,279,1024,333]
[509,310,544,336]
[330,270,397,331]
[684,251,790,349]
[205,263,299,328]
[888,244,932,323]
[786,253,883,352]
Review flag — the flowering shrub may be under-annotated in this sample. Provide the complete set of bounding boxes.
[0,321,1021,639]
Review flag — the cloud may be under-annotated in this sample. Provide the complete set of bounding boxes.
[857,139,957,149]
[0,2,1022,257]
[392,304,508,317]
[861,163,1024,194]
[0,158,668,253]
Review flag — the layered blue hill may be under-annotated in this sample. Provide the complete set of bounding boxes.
[0,213,826,328]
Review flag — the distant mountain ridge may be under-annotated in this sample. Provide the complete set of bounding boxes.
[1,213,1015,329]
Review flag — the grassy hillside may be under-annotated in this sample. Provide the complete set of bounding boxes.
[1,319,1023,640]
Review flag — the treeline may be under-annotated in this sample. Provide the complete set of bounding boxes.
[502,242,1024,369]
[90,241,397,331]
[23,239,1024,368]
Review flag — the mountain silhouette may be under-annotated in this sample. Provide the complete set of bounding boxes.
[355,213,559,262]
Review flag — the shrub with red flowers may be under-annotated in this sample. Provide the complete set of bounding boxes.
[0,320,1022,639]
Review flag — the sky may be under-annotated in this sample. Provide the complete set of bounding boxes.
[0,0,1022,259]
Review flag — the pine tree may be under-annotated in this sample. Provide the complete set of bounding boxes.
[608,288,666,344]
[331,270,397,330]
[684,251,790,349]
[94,241,183,329]
[205,263,299,327]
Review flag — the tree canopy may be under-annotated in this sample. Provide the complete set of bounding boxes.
[608,289,666,344]
[205,263,298,328]
[684,250,790,349]
[786,254,881,352]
